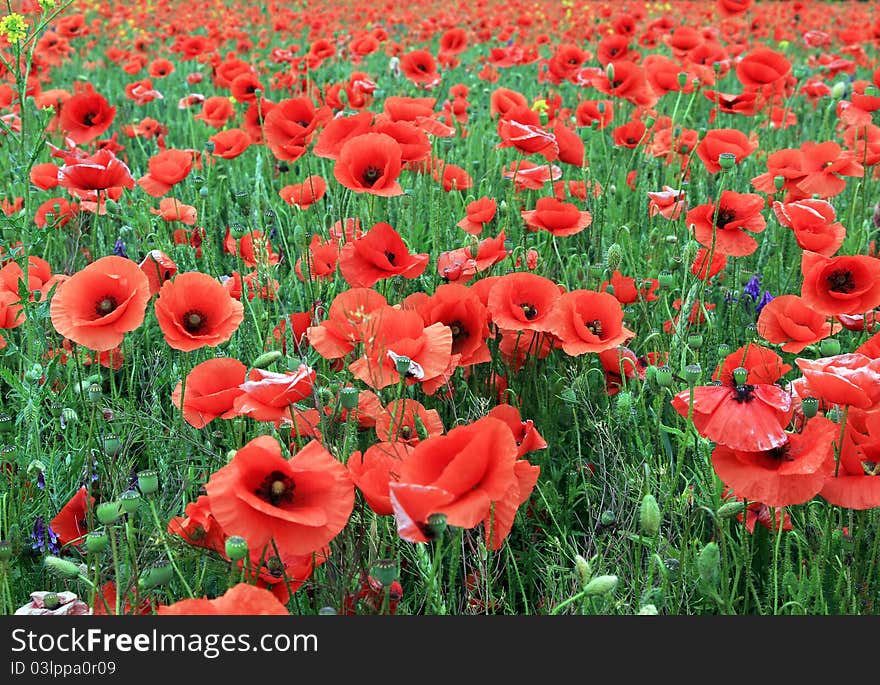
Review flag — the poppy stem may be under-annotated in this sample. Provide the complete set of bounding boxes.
[833,405,849,478]
[147,499,195,598]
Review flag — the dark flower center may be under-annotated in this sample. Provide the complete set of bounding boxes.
[417,63,427,71]
[520,303,538,320]
[862,461,880,476]
[715,208,735,229]
[585,319,603,336]
[255,470,295,507]
[384,251,396,265]
[83,111,97,126]
[95,296,118,316]
[766,444,794,462]
[732,384,755,403]
[400,425,412,440]
[827,269,856,294]
[362,165,382,186]
[182,310,207,333]
[266,556,285,577]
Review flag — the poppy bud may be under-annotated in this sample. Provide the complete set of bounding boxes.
[697,542,720,587]
[655,365,674,387]
[605,63,614,83]
[339,387,359,410]
[644,365,657,385]
[830,81,846,99]
[119,490,141,514]
[732,366,749,385]
[584,574,618,596]
[574,554,591,587]
[615,391,632,417]
[819,338,840,356]
[600,510,616,526]
[638,603,659,615]
[718,152,736,170]
[24,364,43,383]
[44,555,82,580]
[252,350,282,369]
[560,387,577,404]
[137,469,159,495]
[773,175,785,191]
[605,243,623,271]
[640,494,661,537]
[86,531,108,554]
[225,536,248,561]
[644,115,655,129]
[43,592,61,610]
[684,363,702,385]
[801,397,819,419]
[717,501,745,519]
[370,559,399,587]
[677,72,688,87]
[139,564,174,589]
[104,198,120,214]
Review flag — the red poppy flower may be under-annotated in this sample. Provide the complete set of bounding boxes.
[647,186,688,220]
[168,495,227,556]
[757,295,840,353]
[231,365,316,426]
[601,270,659,304]
[483,459,540,550]
[295,234,338,282]
[50,486,94,548]
[346,442,413,516]
[338,222,428,288]
[58,149,134,196]
[612,119,647,148]
[696,129,758,173]
[457,197,497,235]
[713,343,792,386]
[154,271,244,351]
[390,416,519,541]
[205,435,354,556]
[400,49,441,88]
[686,191,766,257]
[158,583,289,616]
[59,91,116,144]
[547,289,635,356]
[415,283,492,367]
[263,97,330,162]
[487,404,548,458]
[735,47,791,90]
[195,96,235,128]
[800,251,880,316]
[138,149,194,197]
[171,357,246,429]
[575,99,614,129]
[712,416,837,507]
[50,256,151,351]
[332,132,403,196]
[306,288,387,360]
[796,354,880,410]
[150,198,197,225]
[209,128,251,159]
[280,176,327,209]
[375,399,444,446]
[521,196,592,237]
[496,106,559,161]
[138,250,177,296]
[672,374,793,452]
[772,199,845,257]
[486,272,562,333]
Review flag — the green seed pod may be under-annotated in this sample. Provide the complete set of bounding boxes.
[716,343,731,358]
[85,531,108,555]
[44,555,82,579]
[370,559,399,587]
[0,539,11,562]
[139,565,174,590]
[801,397,819,419]
[640,494,661,538]
[96,502,123,526]
[732,367,749,385]
[137,470,159,495]
[339,387,359,410]
[658,271,674,289]
[119,490,141,514]
[687,334,703,350]
[684,364,702,385]
[252,350,283,369]
[820,338,840,357]
[773,175,786,191]
[655,365,674,387]
[0,413,13,434]
[103,435,123,458]
[697,542,720,587]
[677,71,688,87]
[718,152,737,170]
[600,510,616,527]
[427,513,447,539]
[717,501,745,519]
[583,574,618,596]
[43,592,61,610]
[225,536,248,562]
[318,606,337,615]
[394,355,413,376]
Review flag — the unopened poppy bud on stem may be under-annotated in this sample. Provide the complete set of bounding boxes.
[605,243,623,271]
[820,338,840,356]
[574,555,591,587]
[640,494,661,537]
[717,501,745,519]
[44,556,82,580]
[697,542,720,587]
[252,350,282,369]
[584,574,618,596]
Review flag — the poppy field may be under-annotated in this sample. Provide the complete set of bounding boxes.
[0,0,879,617]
